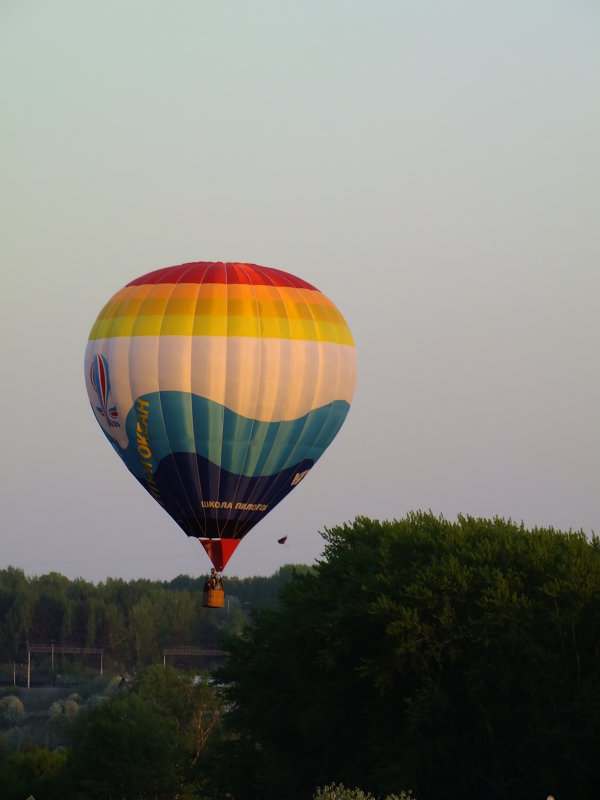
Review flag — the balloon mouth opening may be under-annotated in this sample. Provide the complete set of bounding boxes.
[199,538,241,572]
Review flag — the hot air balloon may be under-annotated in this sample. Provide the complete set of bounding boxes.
[84,262,356,604]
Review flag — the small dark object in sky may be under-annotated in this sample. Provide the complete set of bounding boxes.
[278,536,288,545]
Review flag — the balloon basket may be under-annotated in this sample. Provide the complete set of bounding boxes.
[203,588,225,609]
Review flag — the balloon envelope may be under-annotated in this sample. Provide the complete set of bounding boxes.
[85,262,356,571]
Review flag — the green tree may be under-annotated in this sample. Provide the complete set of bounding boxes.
[93,593,130,670]
[46,693,81,747]
[29,573,71,642]
[0,745,68,800]
[0,568,34,659]
[0,568,29,656]
[160,587,196,645]
[0,696,25,729]
[219,514,600,800]
[65,664,224,799]
[68,578,98,646]
[130,595,160,666]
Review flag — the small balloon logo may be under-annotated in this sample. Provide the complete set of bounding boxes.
[90,354,120,428]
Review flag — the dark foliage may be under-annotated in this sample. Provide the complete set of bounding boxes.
[218,513,600,800]
[0,736,68,800]
[3,515,600,799]
[0,564,305,677]
[63,665,225,799]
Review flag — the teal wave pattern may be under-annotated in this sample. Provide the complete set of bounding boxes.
[116,392,351,481]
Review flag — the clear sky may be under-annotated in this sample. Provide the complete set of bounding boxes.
[1,0,598,583]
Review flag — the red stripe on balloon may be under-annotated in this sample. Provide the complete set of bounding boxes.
[126,262,318,290]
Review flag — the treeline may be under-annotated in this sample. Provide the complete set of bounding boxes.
[0,564,308,674]
[3,513,600,799]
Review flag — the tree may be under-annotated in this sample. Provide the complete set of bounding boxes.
[0,745,68,800]
[0,696,25,729]
[29,573,71,643]
[219,514,600,800]
[65,664,225,799]
[0,568,34,659]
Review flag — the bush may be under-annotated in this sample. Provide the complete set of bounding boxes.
[49,693,80,719]
[314,784,414,800]
[0,696,25,729]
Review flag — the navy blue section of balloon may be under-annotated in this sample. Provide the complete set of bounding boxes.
[151,452,315,540]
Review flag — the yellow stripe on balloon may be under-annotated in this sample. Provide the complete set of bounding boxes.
[89,316,353,344]
[90,303,353,344]
[89,278,355,344]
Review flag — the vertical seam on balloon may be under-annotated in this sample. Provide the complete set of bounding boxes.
[126,267,196,536]
[258,280,326,515]
[281,295,350,500]
[254,270,299,477]
[154,266,202,532]
[225,263,264,541]
[308,301,347,459]
[170,261,212,538]
[190,262,212,540]
[259,289,355,528]
[126,281,176,484]
[126,282,185,522]
[215,262,229,539]
[232,268,301,536]
[227,268,284,538]
[153,265,204,536]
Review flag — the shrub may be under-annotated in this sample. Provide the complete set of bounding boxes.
[313,784,414,800]
[0,696,25,729]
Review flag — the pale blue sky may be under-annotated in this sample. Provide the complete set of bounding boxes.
[1,1,598,582]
